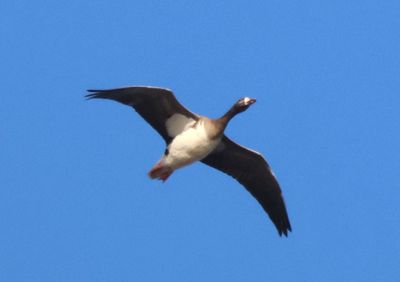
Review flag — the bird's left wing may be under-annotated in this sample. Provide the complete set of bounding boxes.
[201,136,292,236]
[86,86,198,144]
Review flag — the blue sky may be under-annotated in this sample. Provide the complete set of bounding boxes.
[1,0,399,281]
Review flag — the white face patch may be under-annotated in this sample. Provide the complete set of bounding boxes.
[243,97,251,105]
[165,113,196,138]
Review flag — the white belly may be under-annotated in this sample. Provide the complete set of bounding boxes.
[164,121,221,170]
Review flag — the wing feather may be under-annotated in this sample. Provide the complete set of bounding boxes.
[202,136,292,236]
[86,86,198,144]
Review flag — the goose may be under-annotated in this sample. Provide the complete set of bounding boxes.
[86,86,292,236]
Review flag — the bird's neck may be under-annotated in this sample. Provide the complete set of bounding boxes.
[218,106,239,129]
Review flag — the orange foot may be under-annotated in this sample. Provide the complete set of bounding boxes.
[148,161,173,182]
[159,171,173,182]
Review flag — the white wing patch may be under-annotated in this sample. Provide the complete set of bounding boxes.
[165,113,196,138]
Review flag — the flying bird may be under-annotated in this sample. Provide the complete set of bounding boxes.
[86,86,291,236]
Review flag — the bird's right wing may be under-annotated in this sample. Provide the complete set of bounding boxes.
[201,136,292,236]
[86,86,198,144]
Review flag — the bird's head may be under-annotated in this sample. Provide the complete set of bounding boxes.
[233,97,257,113]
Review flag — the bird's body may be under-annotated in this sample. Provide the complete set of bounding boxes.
[163,118,222,170]
[86,86,292,236]
[149,117,222,181]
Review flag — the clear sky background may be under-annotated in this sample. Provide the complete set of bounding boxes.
[1,0,399,281]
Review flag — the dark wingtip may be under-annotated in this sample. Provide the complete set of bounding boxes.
[278,229,287,237]
[278,205,292,237]
[277,219,292,237]
[86,89,105,93]
[85,90,104,100]
[85,93,96,100]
